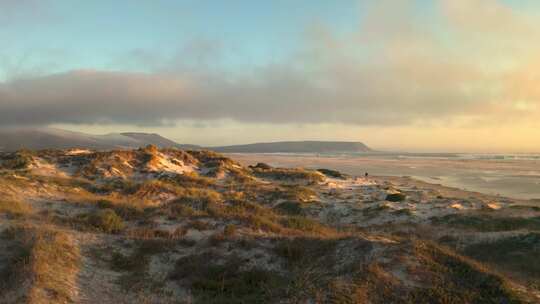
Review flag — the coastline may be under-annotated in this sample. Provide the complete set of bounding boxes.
[227,153,540,203]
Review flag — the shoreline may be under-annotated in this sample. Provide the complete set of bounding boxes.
[227,153,540,203]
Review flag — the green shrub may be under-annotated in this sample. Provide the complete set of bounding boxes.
[274,237,339,266]
[246,215,283,233]
[431,214,540,232]
[1,150,34,170]
[386,193,406,202]
[252,167,325,183]
[223,224,237,237]
[317,168,347,179]
[171,253,287,303]
[392,208,413,217]
[89,209,125,233]
[463,233,540,281]
[161,172,215,188]
[282,216,323,233]
[187,220,212,231]
[271,185,317,202]
[274,201,304,215]
[408,241,524,303]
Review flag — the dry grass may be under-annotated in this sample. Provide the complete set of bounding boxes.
[0,200,32,217]
[171,252,287,303]
[0,148,536,303]
[0,226,80,304]
[251,166,325,183]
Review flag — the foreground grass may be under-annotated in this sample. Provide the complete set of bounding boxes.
[0,148,537,303]
[0,200,32,217]
[0,226,81,304]
[431,214,540,232]
[464,233,540,289]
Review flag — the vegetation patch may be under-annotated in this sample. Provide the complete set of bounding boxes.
[317,168,348,179]
[0,227,80,303]
[407,241,524,303]
[252,167,325,183]
[0,150,35,170]
[274,201,304,215]
[171,252,287,303]
[281,216,327,234]
[87,208,126,233]
[386,193,407,202]
[270,185,317,202]
[111,239,175,292]
[0,200,32,217]
[431,214,540,232]
[463,233,540,285]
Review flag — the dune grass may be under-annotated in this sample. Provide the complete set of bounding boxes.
[171,252,287,303]
[0,200,32,217]
[431,214,540,232]
[463,233,540,287]
[0,226,81,304]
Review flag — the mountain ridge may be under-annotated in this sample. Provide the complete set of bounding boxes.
[0,128,196,151]
[210,140,372,153]
[0,128,372,153]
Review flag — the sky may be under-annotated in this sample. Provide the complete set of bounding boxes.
[1,0,540,152]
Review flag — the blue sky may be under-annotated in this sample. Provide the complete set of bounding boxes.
[2,0,540,152]
[1,0,362,77]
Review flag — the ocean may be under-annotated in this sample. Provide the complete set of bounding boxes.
[230,152,540,200]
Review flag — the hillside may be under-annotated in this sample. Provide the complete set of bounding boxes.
[0,128,372,154]
[0,147,538,303]
[211,141,372,153]
[0,128,197,151]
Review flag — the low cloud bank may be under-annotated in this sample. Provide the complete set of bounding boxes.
[1,0,539,127]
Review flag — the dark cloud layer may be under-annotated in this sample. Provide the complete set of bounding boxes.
[0,62,485,127]
[1,0,539,127]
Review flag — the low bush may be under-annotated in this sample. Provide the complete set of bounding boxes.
[223,224,237,237]
[431,214,540,232]
[274,201,304,215]
[0,150,34,170]
[386,193,407,202]
[88,209,125,233]
[281,216,326,233]
[463,233,540,282]
[317,168,347,179]
[408,241,524,303]
[171,253,287,303]
[252,167,325,183]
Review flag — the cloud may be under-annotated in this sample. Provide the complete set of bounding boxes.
[0,0,539,127]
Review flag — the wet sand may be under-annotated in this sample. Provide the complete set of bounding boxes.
[227,153,540,201]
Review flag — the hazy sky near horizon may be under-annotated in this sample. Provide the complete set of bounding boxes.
[2,0,540,152]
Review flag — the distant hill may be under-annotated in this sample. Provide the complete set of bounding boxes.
[0,128,197,151]
[0,128,371,153]
[210,141,372,153]
[120,132,200,150]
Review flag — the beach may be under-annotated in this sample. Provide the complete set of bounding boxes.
[228,153,540,201]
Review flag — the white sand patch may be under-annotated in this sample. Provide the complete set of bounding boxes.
[66,149,92,155]
[485,202,502,210]
[147,152,196,175]
[450,203,464,210]
[29,157,70,177]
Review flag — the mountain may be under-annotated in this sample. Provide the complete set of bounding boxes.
[120,132,200,150]
[210,141,372,153]
[0,128,370,153]
[0,128,197,151]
